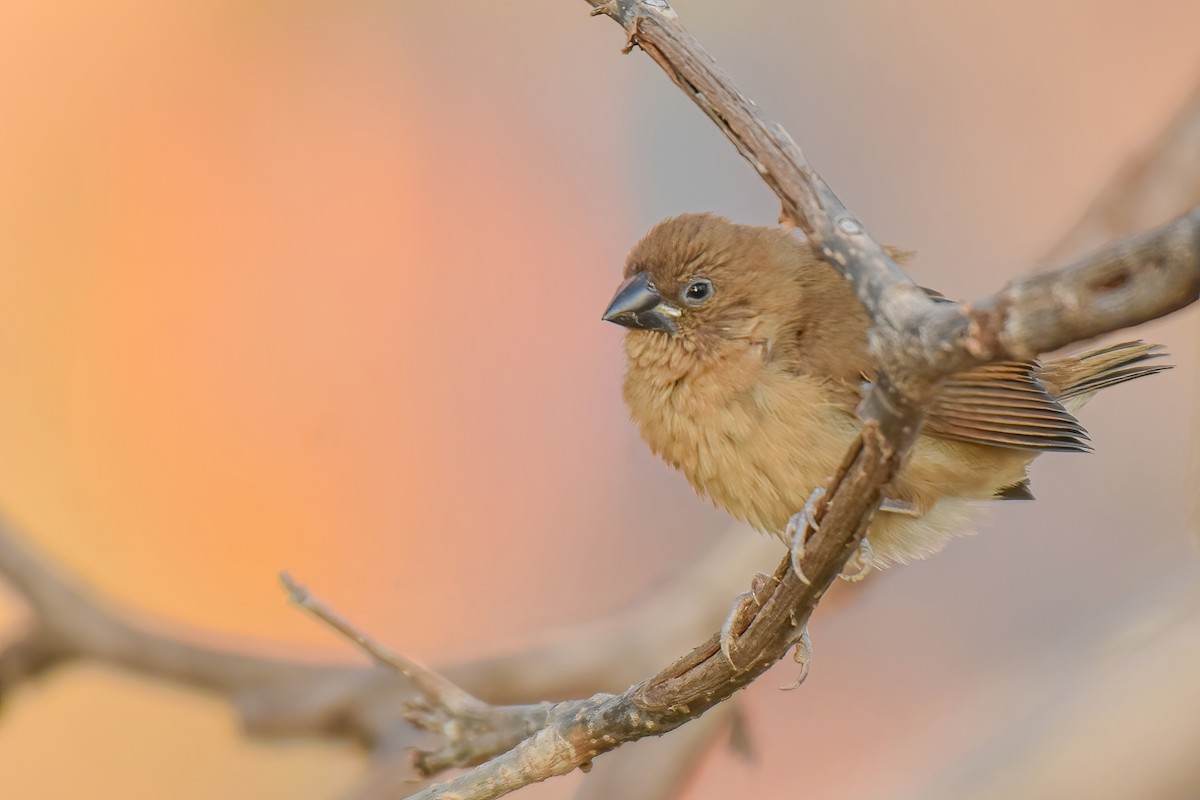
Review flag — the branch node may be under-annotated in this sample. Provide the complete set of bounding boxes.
[587,0,617,18]
[836,215,864,236]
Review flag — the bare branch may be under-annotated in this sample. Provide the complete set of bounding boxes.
[959,207,1200,360]
[571,703,737,800]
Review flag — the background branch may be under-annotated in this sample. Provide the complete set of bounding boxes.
[0,512,782,749]
[1046,80,1200,263]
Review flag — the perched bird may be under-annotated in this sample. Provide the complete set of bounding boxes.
[603,213,1170,569]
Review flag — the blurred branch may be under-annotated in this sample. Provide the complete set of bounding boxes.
[917,582,1200,800]
[1046,80,1200,262]
[447,532,783,703]
[0,514,412,749]
[0,510,780,791]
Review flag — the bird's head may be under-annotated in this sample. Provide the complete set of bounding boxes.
[604,214,830,362]
[602,213,816,356]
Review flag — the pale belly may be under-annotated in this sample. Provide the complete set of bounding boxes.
[629,367,1032,566]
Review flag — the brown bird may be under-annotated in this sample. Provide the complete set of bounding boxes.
[603,213,1170,570]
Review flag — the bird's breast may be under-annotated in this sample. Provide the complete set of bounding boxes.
[622,337,857,532]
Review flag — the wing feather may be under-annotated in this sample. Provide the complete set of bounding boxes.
[924,363,1093,452]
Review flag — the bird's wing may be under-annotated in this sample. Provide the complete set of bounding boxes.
[907,286,1093,452]
[779,281,1095,453]
[923,362,1092,452]
[1039,340,1171,404]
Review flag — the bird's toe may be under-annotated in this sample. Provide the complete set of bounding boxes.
[786,487,828,584]
[838,537,876,583]
[780,627,813,690]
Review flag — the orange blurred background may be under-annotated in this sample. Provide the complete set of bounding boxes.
[1,1,1198,798]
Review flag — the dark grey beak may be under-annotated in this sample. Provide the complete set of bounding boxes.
[602,272,679,334]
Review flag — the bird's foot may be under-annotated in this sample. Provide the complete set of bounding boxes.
[839,536,875,582]
[786,487,827,585]
[719,572,777,670]
[780,626,813,690]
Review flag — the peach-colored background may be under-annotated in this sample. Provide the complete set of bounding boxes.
[1,1,1198,798]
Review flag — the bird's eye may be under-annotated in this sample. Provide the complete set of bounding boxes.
[682,278,713,306]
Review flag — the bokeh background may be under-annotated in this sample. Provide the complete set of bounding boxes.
[2,1,1198,798]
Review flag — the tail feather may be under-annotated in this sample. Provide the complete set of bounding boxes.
[1041,340,1172,406]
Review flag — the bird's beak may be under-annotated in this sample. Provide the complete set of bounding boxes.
[602,271,680,334]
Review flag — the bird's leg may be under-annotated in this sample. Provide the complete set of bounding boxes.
[879,497,921,516]
[839,537,875,583]
[835,496,917,581]
[780,626,813,690]
[786,487,827,585]
[835,496,916,580]
[719,572,777,670]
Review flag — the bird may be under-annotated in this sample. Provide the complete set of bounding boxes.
[602,213,1170,570]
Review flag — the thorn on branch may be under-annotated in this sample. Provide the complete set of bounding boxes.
[588,1,616,18]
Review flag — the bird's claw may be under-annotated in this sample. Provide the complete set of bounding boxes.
[839,536,875,582]
[719,572,777,670]
[719,590,754,670]
[780,627,813,690]
[786,487,827,585]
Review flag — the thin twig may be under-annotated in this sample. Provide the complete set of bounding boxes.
[282,572,482,716]
[280,573,554,776]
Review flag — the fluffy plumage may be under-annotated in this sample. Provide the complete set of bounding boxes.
[604,214,1170,566]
